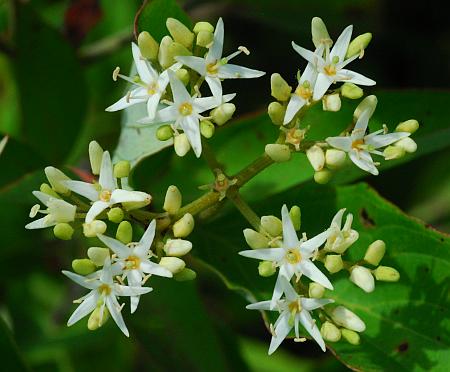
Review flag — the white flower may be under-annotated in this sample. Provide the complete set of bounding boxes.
[324,208,358,253]
[97,220,172,313]
[139,71,235,157]
[106,42,180,120]
[62,257,152,337]
[239,205,333,307]
[326,108,410,175]
[175,18,265,102]
[64,151,151,222]
[25,191,76,229]
[292,25,375,101]
[247,278,333,354]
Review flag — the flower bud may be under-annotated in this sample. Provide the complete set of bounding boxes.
[350,266,375,293]
[53,223,74,240]
[373,266,400,282]
[88,141,103,175]
[260,215,282,237]
[354,95,377,121]
[174,133,191,156]
[258,261,276,277]
[265,144,291,163]
[330,306,366,332]
[45,167,71,194]
[341,83,363,99]
[83,220,107,237]
[243,228,269,249]
[364,240,385,266]
[87,247,110,266]
[325,149,346,170]
[311,17,331,48]
[322,93,341,112]
[196,30,213,47]
[173,213,194,238]
[211,103,236,126]
[158,36,174,69]
[307,145,325,171]
[309,282,325,298]
[121,192,152,211]
[289,205,301,231]
[107,207,124,223]
[193,21,214,34]
[166,18,194,49]
[113,160,130,178]
[175,68,190,85]
[164,239,192,257]
[341,329,360,345]
[156,125,174,141]
[163,185,182,214]
[173,267,197,281]
[395,119,419,134]
[138,31,159,60]
[314,169,332,185]
[324,254,343,273]
[395,137,417,153]
[162,40,191,69]
[200,120,215,138]
[88,306,109,330]
[268,101,285,126]
[321,321,341,342]
[159,257,185,274]
[40,183,60,198]
[270,73,292,102]
[116,221,132,244]
[72,259,96,275]
[383,145,405,160]
[346,33,372,59]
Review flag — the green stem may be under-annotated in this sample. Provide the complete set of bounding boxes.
[174,191,220,220]
[226,188,261,230]
[201,140,223,173]
[234,152,274,187]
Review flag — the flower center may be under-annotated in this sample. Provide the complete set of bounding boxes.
[178,102,193,116]
[288,300,302,314]
[324,64,336,76]
[125,255,141,270]
[98,284,111,296]
[206,62,219,75]
[295,85,312,100]
[99,190,112,202]
[351,139,365,150]
[147,82,158,95]
[286,249,302,264]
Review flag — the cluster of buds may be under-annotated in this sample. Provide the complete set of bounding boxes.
[107,17,265,158]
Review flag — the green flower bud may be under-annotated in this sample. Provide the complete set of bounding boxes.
[364,240,385,266]
[88,141,103,175]
[211,103,236,126]
[324,254,344,273]
[395,119,419,134]
[268,101,286,126]
[156,125,174,141]
[311,17,331,48]
[175,68,190,86]
[325,149,346,169]
[113,160,130,178]
[174,133,191,157]
[260,215,282,237]
[72,259,96,275]
[173,213,194,238]
[45,167,71,194]
[395,137,417,153]
[196,30,214,47]
[309,283,325,298]
[346,33,372,59]
[321,321,341,342]
[107,207,124,223]
[87,247,110,266]
[173,267,197,281]
[383,145,405,160]
[193,21,214,34]
[200,120,215,138]
[164,239,192,257]
[354,95,377,120]
[163,185,182,214]
[258,261,276,277]
[341,83,363,99]
[166,18,194,49]
[314,169,333,184]
[243,228,270,249]
[40,183,60,199]
[307,145,325,171]
[83,220,107,238]
[322,93,341,112]
[341,329,361,345]
[88,306,109,330]
[265,144,291,162]
[158,36,174,69]
[350,266,375,293]
[373,266,400,282]
[159,257,185,274]
[331,306,366,332]
[53,223,74,240]
[289,205,301,231]
[138,31,159,60]
[116,221,132,244]
[270,73,292,102]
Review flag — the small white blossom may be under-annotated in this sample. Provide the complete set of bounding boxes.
[324,208,358,253]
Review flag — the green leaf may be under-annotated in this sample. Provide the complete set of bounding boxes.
[0,317,30,372]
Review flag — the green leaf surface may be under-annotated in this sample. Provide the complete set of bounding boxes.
[0,317,30,372]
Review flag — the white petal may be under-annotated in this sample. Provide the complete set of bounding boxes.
[207,18,224,63]
[140,260,173,277]
[146,92,162,120]
[194,93,236,112]
[281,204,299,248]
[301,298,334,311]
[284,94,306,124]
[300,230,330,256]
[330,25,353,62]
[106,88,147,112]
[279,277,298,301]
[126,270,143,313]
[62,270,99,290]
[326,136,352,152]
[115,284,152,296]
[131,42,153,83]
[175,55,206,75]
[331,208,345,229]
[271,265,295,307]
[179,116,202,158]
[353,109,371,137]
[218,64,265,79]
[299,259,333,290]
[64,181,99,201]
[100,256,113,284]
[25,216,55,229]
[111,189,150,204]
[97,234,129,258]
[246,300,273,311]
[136,220,156,257]
[365,132,410,148]
[67,291,98,326]
[299,310,326,352]
[268,312,291,355]
[86,200,110,223]
[339,69,376,86]
[138,105,179,124]
[349,150,378,175]
[31,190,53,206]
[106,295,129,337]
[205,76,223,102]
[169,70,191,104]
[292,42,323,66]
[99,151,115,191]
[239,248,285,262]
[313,73,333,101]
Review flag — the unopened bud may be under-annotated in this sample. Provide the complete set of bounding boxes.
[307,145,325,171]
[350,266,375,293]
[53,223,74,240]
[265,144,291,162]
[373,266,400,282]
[116,221,133,244]
[138,31,159,60]
[87,247,110,266]
[163,41,191,69]
[321,321,341,342]
[174,133,191,156]
[395,119,419,134]
[314,169,332,184]
[243,228,269,249]
[113,160,130,178]
[354,95,377,120]
[364,240,385,266]
[341,83,363,99]
[40,183,60,198]
[325,254,343,273]
[156,125,174,141]
[45,167,71,194]
[268,101,285,125]
[258,261,276,277]
[311,17,331,48]
[196,30,214,47]
[395,137,417,153]
[200,120,215,138]
[309,282,325,298]
[88,141,103,175]
[331,306,366,332]
[260,215,282,237]
[166,18,194,49]
[164,239,192,257]
[173,213,194,238]
[158,36,173,69]
[121,192,152,211]
[322,93,341,112]
[83,220,107,237]
[193,21,214,34]
[159,257,185,274]
[107,207,124,223]
[72,259,96,275]
[289,205,301,231]
[346,33,372,59]
[341,329,360,345]
[383,145,405,160]
[325,149,346,169]
[173,267,197,281]
[163,185,182,214]
[88,306,109,330]
[271,73,292,102]
[211,103,236,126]
[175,68,190,85]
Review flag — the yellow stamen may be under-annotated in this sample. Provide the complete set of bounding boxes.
[352,139,365,150]
[206,62,219,75]
[99,190,112,202]
[324,64,336,76]
[125,255,141,270]
[286,249,302,264]
[178,102,193,116]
